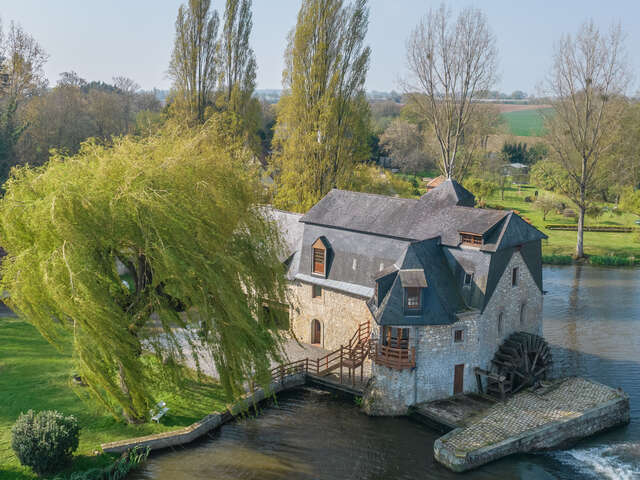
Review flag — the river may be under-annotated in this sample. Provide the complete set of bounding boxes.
[131,265,640,480]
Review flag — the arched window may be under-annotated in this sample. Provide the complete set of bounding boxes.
[498,312,504,335]
[520,304,526,325]
[311,319,322,345]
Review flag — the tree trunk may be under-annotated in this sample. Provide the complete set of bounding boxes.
[118,362,144,424]
[576,204,585,259]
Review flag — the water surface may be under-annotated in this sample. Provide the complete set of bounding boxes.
[132,265,640,480]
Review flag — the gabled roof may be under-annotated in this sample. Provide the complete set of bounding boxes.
[299,179,545,253]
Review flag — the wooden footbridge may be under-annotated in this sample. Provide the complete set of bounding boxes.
[268,321,372,395]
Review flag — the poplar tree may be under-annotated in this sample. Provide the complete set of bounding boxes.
[271,0,371,212]
[219,0,256,112]
[168,0,220,124]
[0,122,289,422]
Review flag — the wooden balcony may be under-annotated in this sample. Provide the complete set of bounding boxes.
[372,344,416,370]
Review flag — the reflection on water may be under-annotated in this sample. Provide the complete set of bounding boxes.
[132,266,640,480]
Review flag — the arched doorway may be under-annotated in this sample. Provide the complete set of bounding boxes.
[311,319,321,345]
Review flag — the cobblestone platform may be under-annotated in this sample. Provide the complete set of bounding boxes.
[434,377,630,472]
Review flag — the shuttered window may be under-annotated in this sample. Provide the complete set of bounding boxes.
[313,247,325,275]
[460,232,483,246]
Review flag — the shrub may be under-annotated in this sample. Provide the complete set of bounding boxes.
[542,254,573,265]
[12,410,80,476]
[589,255,636,267]
[56,447,150,480]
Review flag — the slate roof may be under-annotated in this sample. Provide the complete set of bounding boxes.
[300,179,543,252]
[368,238,467,326]
[263,208,304,262]
[277,179,545,325]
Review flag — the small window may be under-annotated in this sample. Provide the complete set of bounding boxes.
[520,304,526,324]
[498,312,504,334]
[512,267,519,286]
[312,247,325,275]
[312,284,322,298]
[405,287,421,310]
[463,272,473,286]
[460,232,482,246]
[454,329,464,343]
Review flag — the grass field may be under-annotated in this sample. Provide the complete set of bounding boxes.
[0,318,227,480]
[486,185,640,259]
[501,108,551,137]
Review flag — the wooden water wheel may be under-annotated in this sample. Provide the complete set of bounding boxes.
[487,331,552,398]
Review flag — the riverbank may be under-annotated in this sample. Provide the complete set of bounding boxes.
[0,318,227,480]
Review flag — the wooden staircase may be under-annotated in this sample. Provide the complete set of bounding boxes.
[269,321,371,389]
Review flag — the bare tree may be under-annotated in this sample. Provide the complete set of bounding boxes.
[544,20,630,258]
[168,0,220,124]
[404,4,497,179]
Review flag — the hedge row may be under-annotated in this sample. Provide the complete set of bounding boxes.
[545,224,636,233]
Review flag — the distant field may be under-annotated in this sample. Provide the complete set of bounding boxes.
[501,108,552,136]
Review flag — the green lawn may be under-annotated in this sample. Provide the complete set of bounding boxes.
[486,185,640,259]
[501,108,551,136]
[0,318,227,480]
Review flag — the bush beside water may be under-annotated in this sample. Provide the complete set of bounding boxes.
[11,410,79,476]
[542,254,638,266]
[53,446,150,480]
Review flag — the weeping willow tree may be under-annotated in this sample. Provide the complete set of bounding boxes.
[0,120,289,423]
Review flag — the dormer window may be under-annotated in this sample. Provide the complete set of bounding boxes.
[399,269,427,314]
[312,238,328,276]
[405,287,421,310]
[460,232,483,247]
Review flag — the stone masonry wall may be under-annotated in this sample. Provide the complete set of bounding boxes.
[365,250,544,415]
[288,280,372,351]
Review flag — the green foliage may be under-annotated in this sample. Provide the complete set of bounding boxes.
[347,165,416,198]
[589,255,637,267]
[11,410,79,476]
[55,447,149,480]
[619,188,640,216]
[271,0,372,212]
[462,177,498,206]
[0,318,227,479]
[501,141,549,166]
[168,0,220,124]
[0,121,288,422]
[541,254,573,265]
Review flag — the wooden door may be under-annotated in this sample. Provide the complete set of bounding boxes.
[454,364,465,395]
[311,319,321,345]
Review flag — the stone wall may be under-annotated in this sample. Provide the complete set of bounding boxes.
[288,280,372,351]
[364,250,544,415]
[101,374,306,454]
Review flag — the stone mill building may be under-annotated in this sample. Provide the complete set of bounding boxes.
[270,179,547,415]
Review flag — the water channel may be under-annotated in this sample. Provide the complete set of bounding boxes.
[131,265,640,480]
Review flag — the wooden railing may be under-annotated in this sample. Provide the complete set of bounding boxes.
[372,344,415,370]
[268,321,371,387]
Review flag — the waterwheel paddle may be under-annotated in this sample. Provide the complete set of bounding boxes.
[487,331,553,398]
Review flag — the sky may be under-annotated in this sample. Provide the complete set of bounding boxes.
[1,0,638,94]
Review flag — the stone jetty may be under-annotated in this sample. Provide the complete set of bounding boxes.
[432,377,630,472]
